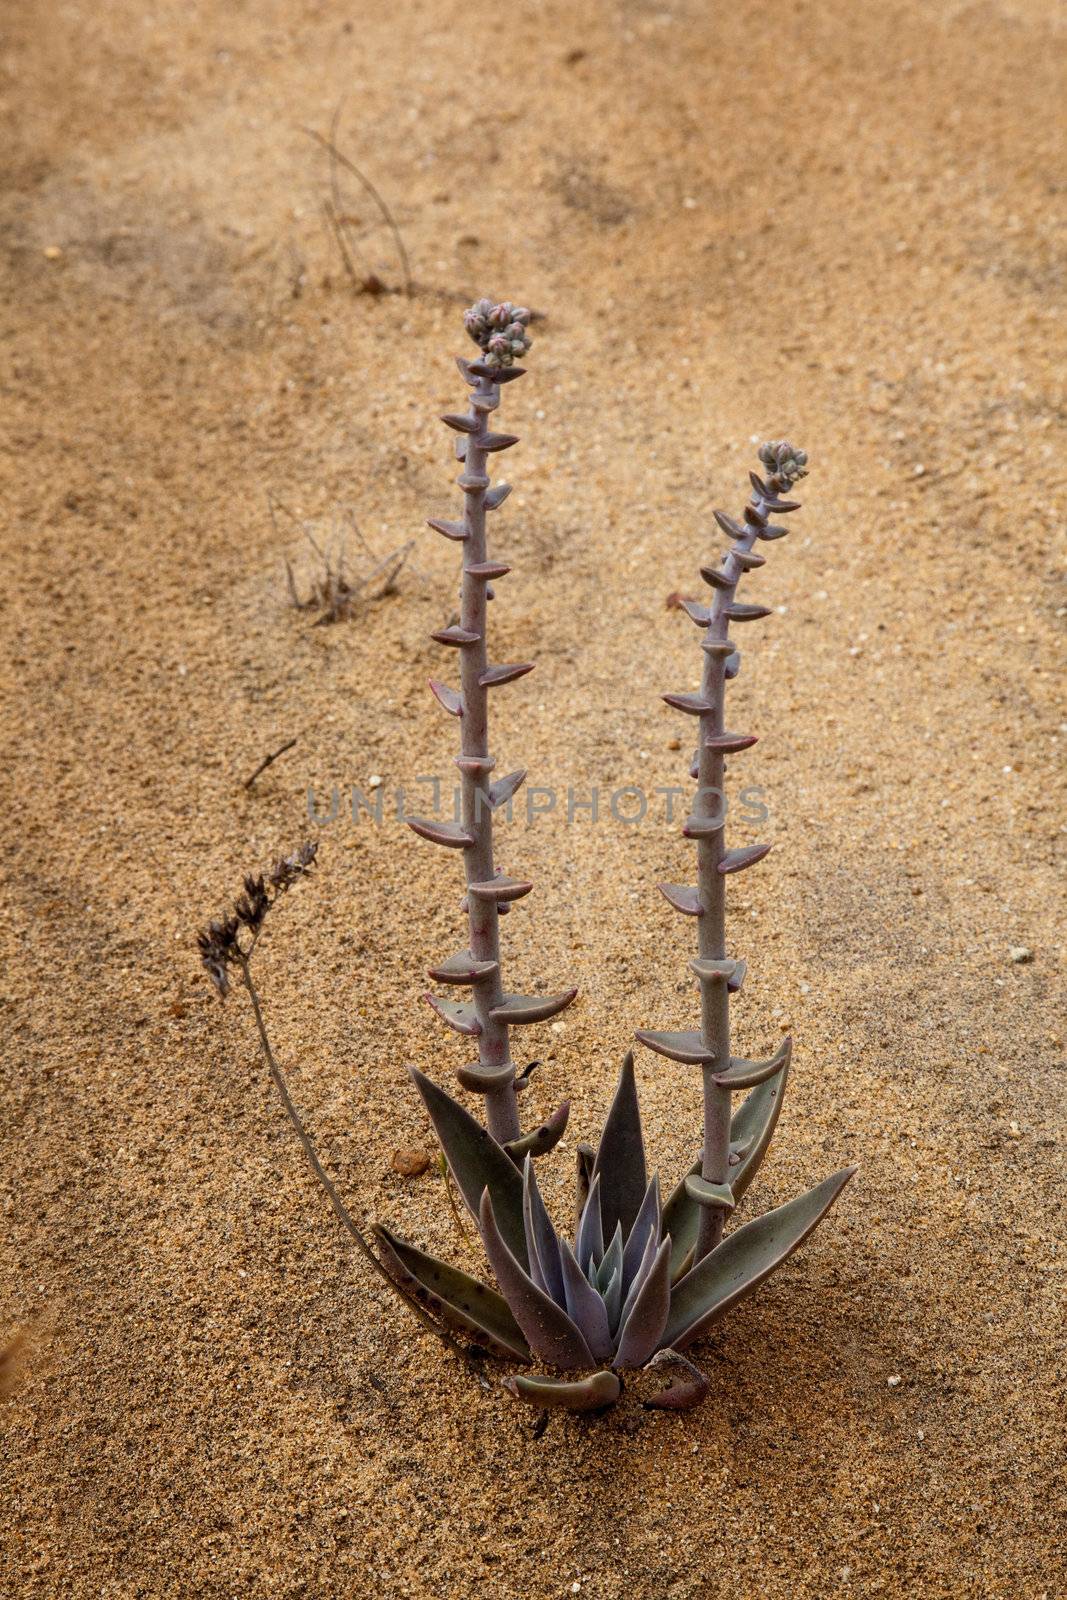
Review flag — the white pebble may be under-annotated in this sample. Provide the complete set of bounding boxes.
[887,1374,902,1388]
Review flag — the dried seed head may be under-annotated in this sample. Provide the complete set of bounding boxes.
[197,916,242,998]
[463,298,532,367]
[269,839,318,892]
[196,842,317,997]
[758,439,808,487]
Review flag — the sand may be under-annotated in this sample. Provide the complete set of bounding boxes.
[1,1,1064,1595]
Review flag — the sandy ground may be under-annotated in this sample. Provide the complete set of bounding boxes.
[1,1,1064,1595]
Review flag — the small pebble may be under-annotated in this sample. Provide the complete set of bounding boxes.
[1008,946,1032,964]
[43,245,63,260]
[887,1375,902,1389]
[392,1148,431,1177]
[369,773,383,789]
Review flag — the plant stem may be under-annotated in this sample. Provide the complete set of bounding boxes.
[237,960,465,1356]
[457,373,521,1145]
[694,482,774,1260]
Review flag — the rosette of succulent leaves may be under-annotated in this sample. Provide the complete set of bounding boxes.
[366,305,856,1414]
[200,304,855,1416]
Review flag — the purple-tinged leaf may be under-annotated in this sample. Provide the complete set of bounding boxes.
[684,1176,734,1210]
[679,598,712,626]
[427,949,499,985]
[467,359,526,383]
[642,1348,709,1411]
[657,883,704,916]
[431,625,481,647]
[728,959,748,993]
[482,432,519,453]
[426,517,468,541]
[503,1370,620,1412]
[718,843,772,875]
[700,564,733,590]
[467,875,533,903]
[558,1240,613,1360]
[743,503,767,528]
[407,818,473,849]
[505,1100,570,1162]
[713,1036,792,1090]
[423,993,481,1035]
[592,1051,648,1243]
[409,1066,526,1265]
[575,1172,604,1273]
[662,691,714,715]
[762,496,801,514]
[663,1167,857,1351]
[614,1238,672,1369]
[595,1223,624,1295]
[456,1060,517,1094]
[724,650,741,679]
[758,523,790,541]
[484,482,512,510]
[601,1265,623,1334]
[440,411,478,434]
[453,436,467,462]
[454,753,495,775]
[372,1224,530,1362]
[464,560,511,579]
[727,602,773,623]
[682,813,725,840]
[749,470,772,497]
[713,509,747,540]
[688,957,741,984]
[488,769,527,809]
[732,547,766,570]
[490,990,577,1025]
[728,1060,791,1203]
[522,1156,565,1301]
[457,471,490,493]
[479,1190,593,1370]
[701,638,735,660]
[621,1174,661,1292]
[662,1059,791,1267]
[428,679,463,716]
[480,662,534,688]
[455,356,476,386]
[634,1029,715,1066]
[703,731,758,752]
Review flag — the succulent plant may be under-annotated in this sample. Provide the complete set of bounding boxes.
[407,301,574,1151]
[373,308,856,1413]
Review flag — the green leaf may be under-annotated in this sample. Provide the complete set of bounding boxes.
[409,1066,527,1268]
[662,1059,792,1262]
[372,1224,530,1362]
[503,1370,621,1412]
[663,1166,857,1351]
[592,1051,648,1242]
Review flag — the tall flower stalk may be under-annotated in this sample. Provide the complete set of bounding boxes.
[638,442,810,1261]
[408,300,576,1149]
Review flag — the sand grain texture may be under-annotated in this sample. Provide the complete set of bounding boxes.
[0,2,1064,1596]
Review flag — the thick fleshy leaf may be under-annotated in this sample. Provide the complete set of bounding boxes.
[592,1051,648,1242]
[505,1100,570,1162]
[662,1060,792,1263]
[595,1224,624,1295]
[621,1174,661,1293]
[616,1227,656,1337]
[663,1167,857,1351]
[409,1066,527,1267]
[559,1240,613,1360]
[372,1223,530,1362]
[713,1037,792,1090]
[522,1157,565,1303]
[614,1238,672,1369]
[728,1059,792,1203]
[479,1191,593,1370]
[503,1370,620,1412]
[602,1266,623,1334]
[575,1173,604,1274]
